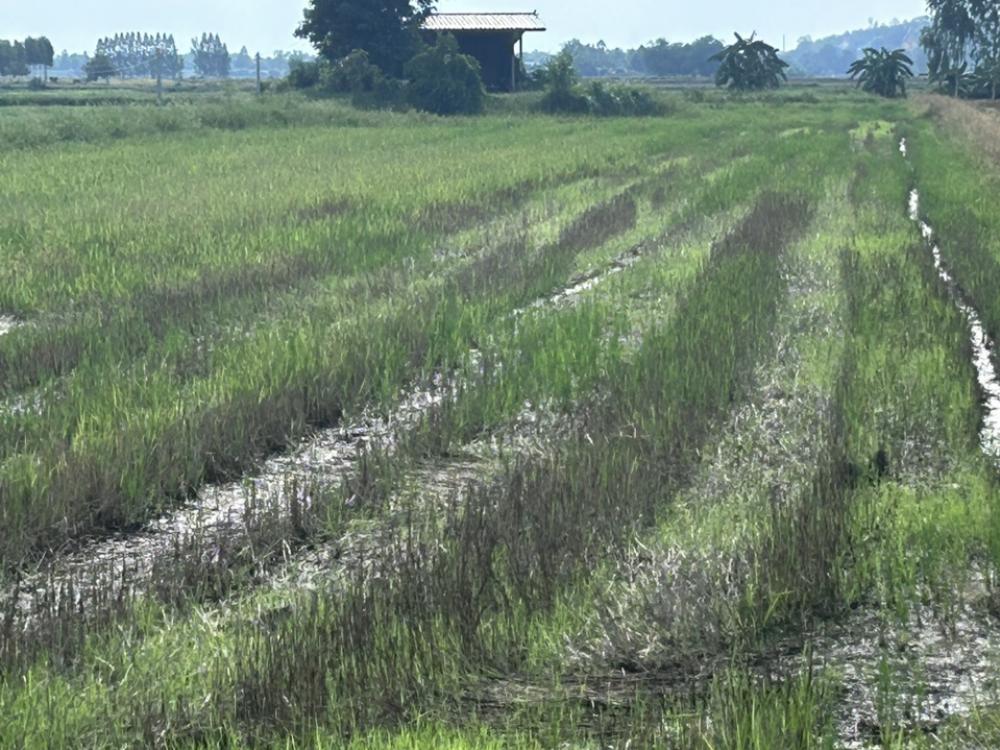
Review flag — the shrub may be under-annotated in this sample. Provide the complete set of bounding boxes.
[404,35,485,115]
[287,60,323,89]
[515,59,544,91]
[540,87,590,114]
[586,81,662,116]
[27,78,46,91]
[352,75,408,111]
[320,49,382,94]
[538,50,589,113]
[536,51,664,116]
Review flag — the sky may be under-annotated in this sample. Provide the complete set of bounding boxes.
[6,0,929,56]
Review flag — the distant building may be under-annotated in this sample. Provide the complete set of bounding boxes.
[422,12,546,92]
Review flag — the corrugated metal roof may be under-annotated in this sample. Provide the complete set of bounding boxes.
[423,13,546,32]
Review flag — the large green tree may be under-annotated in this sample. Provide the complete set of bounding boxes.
[922,0,1000,98]
[296,0,434,76]
[923,0,976,95]
[970,0,1000,98]
[711,33,788,90]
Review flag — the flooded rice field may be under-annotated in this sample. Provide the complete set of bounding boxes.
[792,584,1000,748]
[1,237,643,622]
[9,100,1000,749]
[787,137,1000,746]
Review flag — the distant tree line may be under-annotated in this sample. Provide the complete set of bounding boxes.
[538,19,940,81]
[0,37,54,77]
[786,18,929,77]
[190,33,231,78]
[95,33,183,79]
[90,32,235,80]
[536,37,725,78]
[51,48,309,81]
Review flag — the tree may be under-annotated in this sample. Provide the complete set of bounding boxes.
[404,34,484,114]
[0,41,29,77]
[560,39,634,77]
[634,36,724,77]
[95,33,181,79]
[24,37,55,80]
[710,33,788,90]
[923,0,976,95]
[296,0,434,76]
[848,47,914,97]
[232,45,255,76]
[191,33,231,78]
[921,1,1000,98]
[970,0,1000,99]
[84,52,117,82]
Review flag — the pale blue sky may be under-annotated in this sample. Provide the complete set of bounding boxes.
[7,0,928,56]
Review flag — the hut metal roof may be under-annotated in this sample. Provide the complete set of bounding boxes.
[423,12,546,32]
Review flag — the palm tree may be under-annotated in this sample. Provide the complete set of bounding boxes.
[848,48,914,98]
[710,33,788,91]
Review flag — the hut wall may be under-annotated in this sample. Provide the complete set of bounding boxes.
[451,32,518,91]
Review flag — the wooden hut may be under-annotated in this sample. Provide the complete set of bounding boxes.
[422,12,546,92]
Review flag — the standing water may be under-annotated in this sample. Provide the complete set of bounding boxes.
[0,316,19,337]
[901,138,1000,458]
[796,140,1000,747]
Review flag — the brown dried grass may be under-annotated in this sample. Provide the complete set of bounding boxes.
[917,94,1000,167]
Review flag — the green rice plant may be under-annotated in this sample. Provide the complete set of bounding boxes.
[5,91,997,750]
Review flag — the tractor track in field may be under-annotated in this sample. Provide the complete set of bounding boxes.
[511,165,1000,746]
[0,211,676,627]
[784,137,1000,749]
[903,138,1000,461]
[571,242,840,675]
[761,140,1000,748]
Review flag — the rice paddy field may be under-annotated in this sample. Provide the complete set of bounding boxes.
[4,87,1000,748]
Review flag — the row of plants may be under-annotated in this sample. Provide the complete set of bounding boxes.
[10,95,1000,748]
[0,103,859,566]
[0,179,816,749]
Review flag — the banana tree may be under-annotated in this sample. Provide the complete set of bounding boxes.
[710,33,788,91]
[848,47,915,98]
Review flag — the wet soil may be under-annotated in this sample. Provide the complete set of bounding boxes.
[797,137,1000,747]
[2,222,657,622]
[779,584,1000,748]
